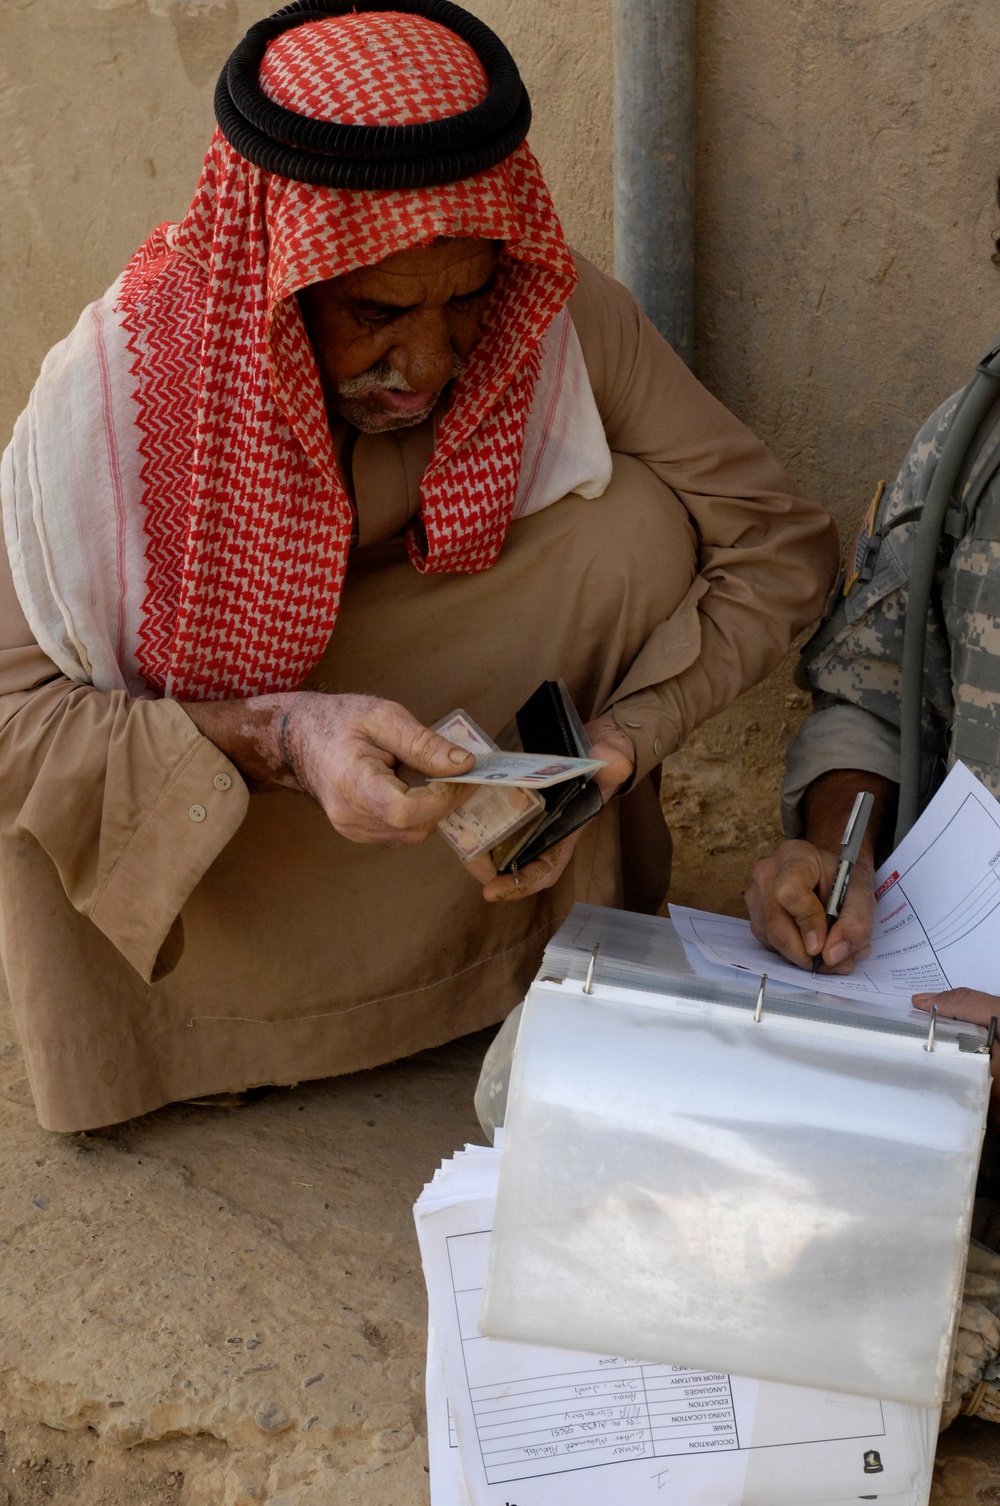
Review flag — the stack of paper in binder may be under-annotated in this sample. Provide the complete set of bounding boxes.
[414,897,992,1506]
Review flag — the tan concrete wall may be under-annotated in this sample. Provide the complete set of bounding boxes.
[696,0,999,530]
[1,0,998,902]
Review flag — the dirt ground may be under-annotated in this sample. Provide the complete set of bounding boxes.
[0,662,998,1501]
[660,656,813,919]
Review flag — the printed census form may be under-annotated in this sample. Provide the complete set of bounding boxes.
[415,1148,932,1506]
[449,1229,748,1480]
[871,759,1000,994]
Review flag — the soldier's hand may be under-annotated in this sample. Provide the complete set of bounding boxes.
[913,988,1000,1119]
[745,839,876,972]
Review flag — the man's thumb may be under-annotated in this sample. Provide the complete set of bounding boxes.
[394,717,476,778]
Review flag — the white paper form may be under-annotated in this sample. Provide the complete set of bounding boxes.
[670,905,920,1012]
[424,1324,938,1506]
[673,758,1000,1008]
[873,759,1000,993]
[415,1153,930,1506]
[426,1322,470,1506]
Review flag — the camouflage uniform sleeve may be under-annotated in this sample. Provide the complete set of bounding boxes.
[780,394,960,837]
[780,706,902,836]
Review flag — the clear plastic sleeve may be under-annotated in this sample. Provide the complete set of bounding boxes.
[481,961,990,1408]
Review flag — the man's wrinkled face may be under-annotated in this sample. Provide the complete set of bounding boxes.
[298,237,500,434]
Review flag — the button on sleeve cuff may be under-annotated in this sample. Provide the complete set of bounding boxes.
[88,724,248,983]
[610,692,677,785]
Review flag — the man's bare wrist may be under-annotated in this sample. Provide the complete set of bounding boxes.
[278,709,301,784]
[179,691,311,792]
[802,769,897,865]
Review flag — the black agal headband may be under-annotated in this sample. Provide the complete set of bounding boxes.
[214,0,532,191]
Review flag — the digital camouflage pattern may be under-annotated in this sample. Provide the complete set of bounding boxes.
[783,377,1000,824]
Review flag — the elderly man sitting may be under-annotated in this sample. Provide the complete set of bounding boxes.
[0,0,836,1131]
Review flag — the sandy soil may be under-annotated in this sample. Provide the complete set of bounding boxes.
[660,658,815,920]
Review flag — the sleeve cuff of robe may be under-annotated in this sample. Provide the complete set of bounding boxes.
[780,704,901,838]
[609,689,679,785]
[87,715,249,982]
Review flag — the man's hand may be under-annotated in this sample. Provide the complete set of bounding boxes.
[745,840,875,972]
[476,711,636,904]
[913,986,1000,1029]
[913,988,1000,1120]
[743,768,896,973]
[181,691,474,845]
[286,694,477,842]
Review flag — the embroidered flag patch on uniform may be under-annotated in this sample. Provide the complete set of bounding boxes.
[844,480,886,595]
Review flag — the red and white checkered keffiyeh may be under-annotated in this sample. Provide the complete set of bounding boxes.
[109,11,577,699]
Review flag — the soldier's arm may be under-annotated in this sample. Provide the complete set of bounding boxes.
[748,397,965,972]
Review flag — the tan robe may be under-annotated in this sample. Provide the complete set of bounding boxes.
[0,258,838,1130]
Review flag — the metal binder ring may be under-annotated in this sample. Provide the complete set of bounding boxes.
[924,1004,938,1053]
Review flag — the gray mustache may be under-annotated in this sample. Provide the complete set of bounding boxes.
[334,352,466,398]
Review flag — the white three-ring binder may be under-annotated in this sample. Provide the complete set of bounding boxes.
[480,904,992,1411]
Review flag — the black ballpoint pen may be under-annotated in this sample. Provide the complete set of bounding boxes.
[812,790,875,974]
